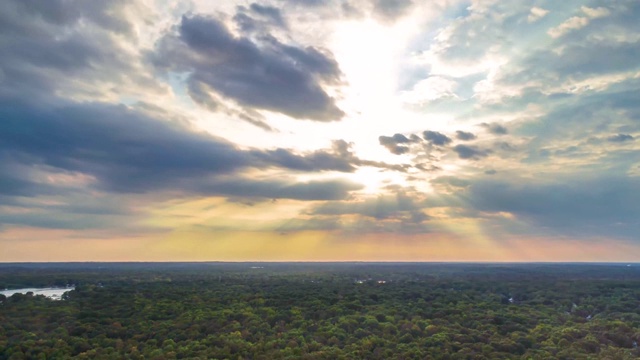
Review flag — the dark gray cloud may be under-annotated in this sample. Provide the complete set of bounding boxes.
[200,178,362,201]
[1,98,249,193]
[187,79,275,132]
[0,0,158,100]
[608,134,634,142]
[234,3,288,33]
[481,123,508,135]
[372,0,414,21]
[379,139,409,155]
[464,176,640,239]
[186,79,221,112]
[494,141,517,153]
[324,140,413,172]
[256,139,410,173]
[378,133,413,155]
[0,191,151,231]
[414,163,441,172]
[452,145,490,160]
[249,3,287,28]
[391,133,411,143]
[250,147,355,172]
[275,0,326,7]
[0,162,63,199]
[423,130,452,146]
[455,130,476,141]
[153,14,344,123]
[0,0,134,34]
[232,12,260,33]
[0,211,123,231]
[0,96,374,199]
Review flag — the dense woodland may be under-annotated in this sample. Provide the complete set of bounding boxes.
[1,263,640,359]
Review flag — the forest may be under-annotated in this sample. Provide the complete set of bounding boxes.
[1,262,640,359]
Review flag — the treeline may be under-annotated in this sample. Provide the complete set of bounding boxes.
[1,264,640,359]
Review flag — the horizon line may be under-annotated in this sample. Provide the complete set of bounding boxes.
[1,260,638,264]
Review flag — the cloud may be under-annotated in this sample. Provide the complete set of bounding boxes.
[513,87,640,149]
[493,141,517,152]
[379,133,414,155]
[153,14,345,123]
[372,0,414,21]
[299,189,431,233]
[3,0,640,250]
[401,76,459,104]
[580,6,611,19]
[455,130,476,141]
[608,134,634,142]
[0,0,136,35]
[325,140,413,172]
[310,191,422,219]
[0,0,160,101]
[547,16,590,38]
[0,96,375,197]
[233,3,288,34]
[452,145,490,160]
[413,2,527,78]
[391,134,411,143]
[481,123,508,135]
[430,2,638,110]
[1,99,250,193]
[547,6,610,38]
[200,177,363,200]
[528,7,549,23]
[250,146,356,172]
[414,163,441,172]
[187,80,275,131]
[464,175,640,239]
[423,130,452,146]
[0,160,71,199]
[274,0,326,7]
[431,176,471,189]
[248,3,287,28]
[498,6,640,93]
[0,190,151,231]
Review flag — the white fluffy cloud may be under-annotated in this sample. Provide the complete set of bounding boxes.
[527,6,549,23]
[548,6,610,38]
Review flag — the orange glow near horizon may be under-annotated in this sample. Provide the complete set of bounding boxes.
[2,226,640,263]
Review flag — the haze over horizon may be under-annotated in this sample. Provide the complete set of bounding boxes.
[1,0,639,262]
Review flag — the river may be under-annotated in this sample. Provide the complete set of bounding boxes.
[0,286,75,300]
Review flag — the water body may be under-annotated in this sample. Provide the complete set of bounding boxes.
[0,287,75,300]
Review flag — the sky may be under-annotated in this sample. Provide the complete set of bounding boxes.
[1,0,640,262]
